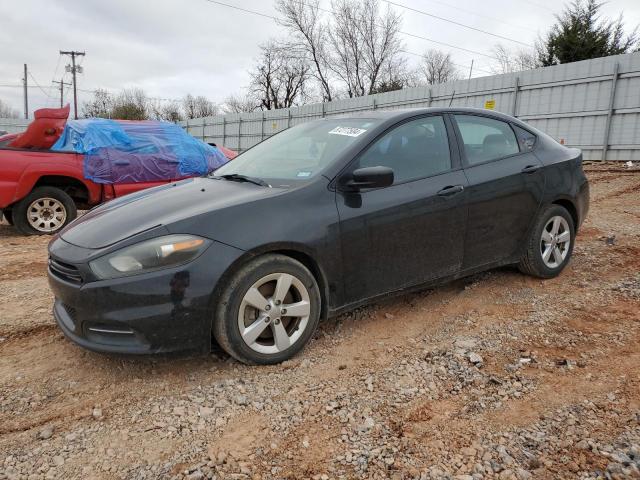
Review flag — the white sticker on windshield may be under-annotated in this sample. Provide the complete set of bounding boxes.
[328,126,367,137]
[296,171,312,178]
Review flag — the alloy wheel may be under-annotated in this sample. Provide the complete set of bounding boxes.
[237,272,311,355]
[540,215,571,268]
[27,198,67,233]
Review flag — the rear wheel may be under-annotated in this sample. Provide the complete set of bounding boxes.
[213,254,321,365]
[519,204,575,278]
[12,187,77,235]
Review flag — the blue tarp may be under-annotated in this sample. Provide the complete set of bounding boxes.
[52,119,228,184]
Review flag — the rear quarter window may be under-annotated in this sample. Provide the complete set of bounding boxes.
[512,124,537,152]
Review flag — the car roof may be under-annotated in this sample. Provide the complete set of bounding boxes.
[335,107,516,121]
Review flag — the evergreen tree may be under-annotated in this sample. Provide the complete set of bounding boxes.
[538,0,638,66]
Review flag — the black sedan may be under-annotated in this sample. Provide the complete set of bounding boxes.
[48,108,589,364]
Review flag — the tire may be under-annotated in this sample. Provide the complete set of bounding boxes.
[12,187,77,235]
[213,254,321,365]
[518,204,575,279]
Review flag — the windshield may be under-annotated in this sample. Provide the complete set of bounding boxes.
[213,118,380,183]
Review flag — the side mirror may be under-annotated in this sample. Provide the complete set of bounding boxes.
[343,166,394,191]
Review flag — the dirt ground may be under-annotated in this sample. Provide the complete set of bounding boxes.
[0,164,639,480]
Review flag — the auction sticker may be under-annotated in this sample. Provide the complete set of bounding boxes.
[328,126,367,137]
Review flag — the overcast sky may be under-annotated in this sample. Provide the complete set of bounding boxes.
[1,0,639,117]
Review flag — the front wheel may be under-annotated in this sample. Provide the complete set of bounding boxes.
[12,187,77,235]
[519,204,575,278]
[213,254,321,365]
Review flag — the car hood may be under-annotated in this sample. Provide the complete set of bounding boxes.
[60,177,282,249]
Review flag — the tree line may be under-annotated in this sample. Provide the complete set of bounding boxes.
[81,89,218,122]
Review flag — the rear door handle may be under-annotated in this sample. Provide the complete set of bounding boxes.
[521,165,541,174]
[437,185,464,196]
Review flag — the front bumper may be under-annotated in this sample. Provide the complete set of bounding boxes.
[48,238,245,354]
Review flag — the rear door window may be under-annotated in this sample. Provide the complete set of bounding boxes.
[453,115,519,165]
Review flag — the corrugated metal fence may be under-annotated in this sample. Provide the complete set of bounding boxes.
[182,52,640,161]
[0,118,29,134]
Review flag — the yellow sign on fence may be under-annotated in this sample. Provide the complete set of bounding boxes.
[484,99,496,110]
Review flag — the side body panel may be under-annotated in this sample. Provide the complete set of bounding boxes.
[335,170,468,305]
[0,149,103,207]
[460,153,545,268]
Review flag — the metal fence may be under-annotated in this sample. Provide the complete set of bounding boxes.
[181,52,640,161]
[0,118,29,134]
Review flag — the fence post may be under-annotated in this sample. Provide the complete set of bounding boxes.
[202,119,206,141]
[287,109,291,128]
[237,116,242,152]
[260,112,265,141]
[601,62,619,161]
[427,89,432,108]
[222,118,226,147]
[372,97,377,110]
[321,102,325,118]
[512,77,520,117]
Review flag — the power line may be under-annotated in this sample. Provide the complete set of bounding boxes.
[202,0,278,20]
[420,0,538,34]
[199,0,504,61]
[383,0,535,48]
[400,49,494,75]
[28,72,54,98]
[0,82,183,103]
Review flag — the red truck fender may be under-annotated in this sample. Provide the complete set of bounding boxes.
[13,162,103,207]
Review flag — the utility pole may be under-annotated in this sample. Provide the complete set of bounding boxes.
[52,79,72,108]
[23,64,28,119]
[468,59,474,80]
[60,50,85,119]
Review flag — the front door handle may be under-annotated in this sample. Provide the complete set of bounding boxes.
[521,165,541,174]
[437,185,464,196]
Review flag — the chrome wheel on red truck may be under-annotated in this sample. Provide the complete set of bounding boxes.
[12,187,77,235]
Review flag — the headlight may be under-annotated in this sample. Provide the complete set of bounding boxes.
[90,235,211,280]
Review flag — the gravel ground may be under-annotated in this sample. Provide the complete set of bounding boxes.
[0,164,639,480]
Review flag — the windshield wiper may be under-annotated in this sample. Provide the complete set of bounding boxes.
[217,173,270,187]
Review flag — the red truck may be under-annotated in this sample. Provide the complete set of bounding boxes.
[0,106,236,235]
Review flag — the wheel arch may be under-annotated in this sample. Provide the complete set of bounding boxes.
[209,243,331,341]
[550,197,579,232]
[33,175,91,207]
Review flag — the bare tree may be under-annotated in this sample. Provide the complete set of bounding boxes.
[371,55,416,93]
[0,99,20,118]
[82,89,114,118]
[357,0,404,95]
[161,102,184,123]
[149,99,184,123]
[222,93,259,114]
[249,40,310,110]
[491,44,540,74]
[109,88,149,120]
[183,94,217,119]
[275,0,333,101]
[277,0,404,100]
[420,49,460,85]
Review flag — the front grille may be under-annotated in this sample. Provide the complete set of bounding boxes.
[49,257,82,284]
